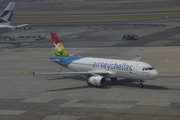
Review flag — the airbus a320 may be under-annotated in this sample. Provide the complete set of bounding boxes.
[33,32,159,88]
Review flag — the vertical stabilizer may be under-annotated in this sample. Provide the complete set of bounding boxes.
[51,32,69,57]
[50,32,83,67]
[0,2,15,25]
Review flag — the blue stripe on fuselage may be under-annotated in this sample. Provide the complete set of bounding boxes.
[50,56,84,67]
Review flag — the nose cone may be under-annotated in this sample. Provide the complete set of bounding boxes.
[150,70,159,79]
[154,70,159,78]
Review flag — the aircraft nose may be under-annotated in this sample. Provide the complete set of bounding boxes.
[154,70,159,78]
[148,70,159,79]
[152,70,159,79]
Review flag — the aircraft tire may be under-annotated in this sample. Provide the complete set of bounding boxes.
[139,84,144,88]
[111,78,117,82]
[87,81,92,86]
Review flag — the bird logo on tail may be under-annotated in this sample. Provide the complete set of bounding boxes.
[51,32,68,57]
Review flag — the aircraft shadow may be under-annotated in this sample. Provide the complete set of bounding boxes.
[106,78,169,90]
[47,85,110,92]
[47,75,111,91]
[47,75,168,91]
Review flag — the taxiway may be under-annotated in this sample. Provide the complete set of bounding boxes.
[0,18,180,120]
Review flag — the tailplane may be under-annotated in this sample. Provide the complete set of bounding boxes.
[51,32,70,58]
[0,2,15,25]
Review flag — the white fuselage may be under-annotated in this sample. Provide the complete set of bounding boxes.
[0,25,15,29]
[67,57,159,80]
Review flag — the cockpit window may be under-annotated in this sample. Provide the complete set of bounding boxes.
[142,67,154,71]
[148,67,154,70]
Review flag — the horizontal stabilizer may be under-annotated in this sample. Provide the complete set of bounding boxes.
[34,59,60,62]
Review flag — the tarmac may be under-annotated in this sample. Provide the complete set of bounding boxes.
[13,10,180,16]
[0,18,180,120]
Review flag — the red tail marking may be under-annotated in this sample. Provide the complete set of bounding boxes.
[51,32,61,47]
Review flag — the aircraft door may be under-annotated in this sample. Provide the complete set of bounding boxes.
[133,64,137,75]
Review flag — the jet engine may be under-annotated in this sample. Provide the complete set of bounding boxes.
[87,75,106,86]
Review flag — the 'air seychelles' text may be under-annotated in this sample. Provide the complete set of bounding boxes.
[92,62,133,71]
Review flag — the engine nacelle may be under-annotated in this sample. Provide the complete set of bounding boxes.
[88,75,106,86]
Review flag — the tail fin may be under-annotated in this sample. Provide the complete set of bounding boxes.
[51,32,70,57]
[0,2,15,25]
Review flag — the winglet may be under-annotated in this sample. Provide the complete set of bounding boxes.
[131,55,141,61]
[31,71,35,76]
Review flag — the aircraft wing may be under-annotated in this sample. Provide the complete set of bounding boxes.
[0,24,30,30]
[15,24,29,28]
[32,71,110,76]
[131,55,141,61]
[14,24,30,29]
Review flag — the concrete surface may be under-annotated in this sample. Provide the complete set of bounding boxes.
[0,18,180,120]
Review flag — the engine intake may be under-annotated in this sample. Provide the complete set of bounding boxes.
[88,75,106,86]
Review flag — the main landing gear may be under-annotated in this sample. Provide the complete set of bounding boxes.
[111,78,117,82]
[139,80,144,88]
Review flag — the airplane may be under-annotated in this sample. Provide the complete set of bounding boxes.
[33,32,159,88]
[0,2,30,30]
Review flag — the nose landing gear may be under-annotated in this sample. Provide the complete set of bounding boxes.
[139,80,144,88]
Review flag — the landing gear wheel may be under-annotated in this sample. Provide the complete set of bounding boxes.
[139,84,144,88]
[139,80,144,88]
[111,78,117,82]
[87,81,92,86]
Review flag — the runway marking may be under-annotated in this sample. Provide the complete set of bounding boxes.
[59,67,66,76]
[142,98,173,102]
[17,71,38,74]
[67,99,81,103]
[0,110,27,115]
[87,25,149,28]
[167,30,173,32]
[21,98,53,103]
[0,73,11,76]
[121,41,134,44]
[59,103,133,109]
[44,63,58,66]
[43,115,84,120]
[160,40,179,47]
